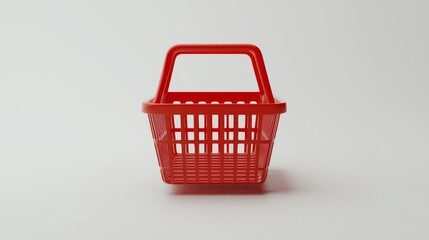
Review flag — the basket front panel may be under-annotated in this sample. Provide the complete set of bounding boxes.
[149,99,279,183]
[149,111,280,184]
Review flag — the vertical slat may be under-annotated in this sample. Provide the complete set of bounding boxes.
[194,114,199,182]
[171,115,176,153]
[205,113,212,183]
[233,114,238,182]
[254,114,263,181]
[245,114,252,182]
[224,114,229,153]
[180,114,187,182]
[219,114,224,183]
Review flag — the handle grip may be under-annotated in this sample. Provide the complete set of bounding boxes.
[154,44,275,103]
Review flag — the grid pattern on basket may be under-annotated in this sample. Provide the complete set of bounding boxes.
[148,100,280,184]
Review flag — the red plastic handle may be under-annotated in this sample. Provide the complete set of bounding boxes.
[154,44,275,103]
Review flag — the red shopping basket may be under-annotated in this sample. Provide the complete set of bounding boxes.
[143,44,286,184]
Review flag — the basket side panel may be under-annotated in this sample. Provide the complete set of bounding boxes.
[148,113,173,182]
[254,114,281,181]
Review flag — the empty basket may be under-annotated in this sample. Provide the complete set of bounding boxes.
[143,44,286,184]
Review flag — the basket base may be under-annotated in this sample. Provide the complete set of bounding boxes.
[160,154,268,184]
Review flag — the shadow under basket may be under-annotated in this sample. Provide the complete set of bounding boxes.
[143,44,286,184]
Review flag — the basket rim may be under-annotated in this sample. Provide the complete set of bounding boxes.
[142,97,286,114]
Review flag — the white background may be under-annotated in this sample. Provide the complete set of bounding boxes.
[1,0,429,239]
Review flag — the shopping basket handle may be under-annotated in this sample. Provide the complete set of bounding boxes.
[154,44,275,103]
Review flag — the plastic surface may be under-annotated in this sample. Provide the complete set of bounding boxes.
[143,44,286,184]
